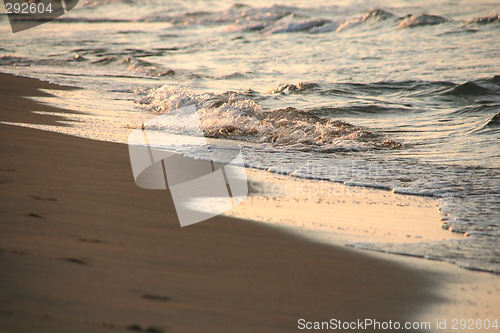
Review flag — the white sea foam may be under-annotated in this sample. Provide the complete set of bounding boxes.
[137,84,395,152]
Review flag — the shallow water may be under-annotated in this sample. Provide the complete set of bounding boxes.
[0,0,499,273]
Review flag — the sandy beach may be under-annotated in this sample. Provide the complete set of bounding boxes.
[0,73,498,332]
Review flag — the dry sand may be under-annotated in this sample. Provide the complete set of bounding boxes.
[0,73,498,332]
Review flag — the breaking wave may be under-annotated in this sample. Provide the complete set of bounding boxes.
[136,85,401,151]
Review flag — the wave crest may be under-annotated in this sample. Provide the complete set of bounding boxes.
[444,81,495,96]
[485,112,500,128]
[398,14,447,28]
[467,12,499,24]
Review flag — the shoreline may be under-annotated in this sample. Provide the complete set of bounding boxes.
[1,73,498,332]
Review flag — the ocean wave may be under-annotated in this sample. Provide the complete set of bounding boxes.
[229,7,396,34]
[225,5,293,32]
[486,75,500,84]
[310,105,409,116]
[69,3,497,37]
[263,18,330,34]
[136,84,401,151]
[437,28,479,36]
[397,14,447,28]
[121,57,175,77]
[336,9,395,32]
[444,81,495,96]
[0,55,34,66]
[268,78,497,103]
[309,22,340,34]
[362,8,395,21]
[484,112,500,128]
[466,11,499,24]
[136,5,452,35]
[0,55,73,67]
[91,56,118,65]
[452,104,500,116]
[311,80,461,100]
[270,82,320,94]
[132,5,500,36]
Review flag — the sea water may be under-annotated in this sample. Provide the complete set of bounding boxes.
[0,0,498,273]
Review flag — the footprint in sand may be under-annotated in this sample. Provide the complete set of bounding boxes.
[127,324,164,332]
[141,294,170,302]
[60,258,91,265]
[27,212,44,219]
[30,195,57,201]
[77,238,106,244]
